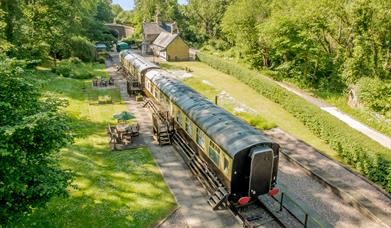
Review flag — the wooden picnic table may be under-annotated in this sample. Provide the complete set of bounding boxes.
[116,123,140,137]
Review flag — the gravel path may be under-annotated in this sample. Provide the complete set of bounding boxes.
[267,128,391,227]
[278,157,382,227]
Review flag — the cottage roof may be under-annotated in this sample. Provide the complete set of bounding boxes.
[152,32,178,49]
[142,22,172,35]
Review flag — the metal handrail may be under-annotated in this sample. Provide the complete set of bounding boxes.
[274,183,332,228]
[277,192,324,227]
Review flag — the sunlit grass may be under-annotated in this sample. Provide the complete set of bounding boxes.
[163,61,337,158]
[314,91,391,137]
[14,73,176,227]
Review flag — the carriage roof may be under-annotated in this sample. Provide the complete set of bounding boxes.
[145,69,275,158]
[121,51,158,73]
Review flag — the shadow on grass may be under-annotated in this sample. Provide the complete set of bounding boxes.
[68,115,109,139]
[14,125,176,227]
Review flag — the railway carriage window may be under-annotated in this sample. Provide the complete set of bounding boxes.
[208,142,220,165]
[223,157,229,173]
[176,111,182,124]
[185,117,192,135]
[147,81,151,91]
[196,128,205,148]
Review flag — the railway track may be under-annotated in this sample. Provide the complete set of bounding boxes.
[143,100,328,227]
[278,147,390,227]
[171,132,324,228]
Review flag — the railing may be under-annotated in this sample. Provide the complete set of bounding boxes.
[274,183,332,228]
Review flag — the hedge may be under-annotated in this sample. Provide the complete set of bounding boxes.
[197,52,391,193]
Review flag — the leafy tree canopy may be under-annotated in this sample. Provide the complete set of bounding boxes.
[0,57,74,224]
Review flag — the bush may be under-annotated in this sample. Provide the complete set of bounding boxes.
[0,58,73,224]
[198,52,391,193]
[68,57,82,64]
[235,112,276,130]
[69,36,97,62]
[53,59,101,80]
[357,77,391,118]
[98,95,112,104]
[122,35,142,48]
[53,60,73,77]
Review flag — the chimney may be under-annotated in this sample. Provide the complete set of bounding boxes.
[171,21,178,34]
[155,11,161,25]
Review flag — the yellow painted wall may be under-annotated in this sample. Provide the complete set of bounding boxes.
[166,37,189,61]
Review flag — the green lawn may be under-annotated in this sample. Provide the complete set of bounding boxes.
[14,74,176,227]
[163,61,337,158]
[200,50,391,137]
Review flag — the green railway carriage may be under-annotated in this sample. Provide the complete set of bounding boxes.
[119,50,159,88]
[119,50,279,203]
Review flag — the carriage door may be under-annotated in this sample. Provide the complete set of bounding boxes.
[248,146,274,198]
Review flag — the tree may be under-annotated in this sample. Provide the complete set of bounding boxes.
[221,0,270,67]
[0,57,74,225]
[0,8,11,52]
[185,0,231,41]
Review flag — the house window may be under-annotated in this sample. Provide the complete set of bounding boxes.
[209,142,220,165]
[196,128,205,148]
[185,117,192,135]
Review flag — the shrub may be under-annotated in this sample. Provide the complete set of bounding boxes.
[122,35,142,48]
[235,112,276,130]
[69,36,97,62]
[53,60,100,80]
[98,95,112,104]
[68,57,82,64]
[198,52,391,193]
[53,60,73,77]
[357,77,391,118]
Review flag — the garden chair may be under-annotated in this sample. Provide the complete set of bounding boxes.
[101,79,107,87]
[131,123,140,136]
[109,77,115,85]
[122,134,132,145]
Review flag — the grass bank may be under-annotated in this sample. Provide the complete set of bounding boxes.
[13,73,176,227]
[197,52,391,193]
[208,50,391,137]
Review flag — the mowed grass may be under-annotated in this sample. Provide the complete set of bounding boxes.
[164,61,337,158]
[14,74,176,227]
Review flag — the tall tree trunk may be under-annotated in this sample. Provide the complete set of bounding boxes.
[262,48,269,67]
[53,53,57,68]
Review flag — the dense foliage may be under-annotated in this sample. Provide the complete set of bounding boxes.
[111,0,232,46]
[0,0,115,224]
[220,0,391,89]
[198,52,391,193]
[69,36,97,62]
[357,78,391,118]
[0,0,115,64]
[114,0,390,115]
[0,58,74,224]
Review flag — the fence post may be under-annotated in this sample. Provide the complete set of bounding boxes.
[304,214,308,227]
[279,193,284,211]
